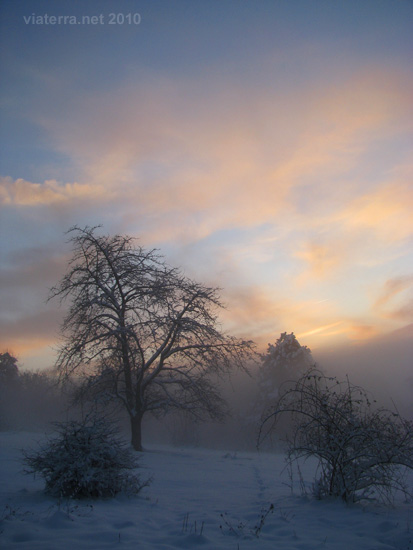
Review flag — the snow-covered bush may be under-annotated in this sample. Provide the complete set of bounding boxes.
[23,417,150,499]
[258,369,413,503]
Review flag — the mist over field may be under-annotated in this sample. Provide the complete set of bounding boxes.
[1,324,412,450]
[101,322,413,450]
[1,327,412,550]
[317,324,413,418]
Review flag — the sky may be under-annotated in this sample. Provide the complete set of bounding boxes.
[0,0,412,371]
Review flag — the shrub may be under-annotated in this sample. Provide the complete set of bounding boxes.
[23,417,150,499]
[258,369,413,503]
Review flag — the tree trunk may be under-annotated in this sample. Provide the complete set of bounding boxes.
[130,413,144,451]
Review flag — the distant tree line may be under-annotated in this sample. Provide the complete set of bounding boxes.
[0,352,67,431]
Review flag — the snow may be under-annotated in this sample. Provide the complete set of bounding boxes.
[1,432,412,549]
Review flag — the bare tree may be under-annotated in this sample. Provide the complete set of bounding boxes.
[51,226,255,451]
[258,369,413,503]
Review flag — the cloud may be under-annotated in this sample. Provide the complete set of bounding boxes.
[0,176,109,206]
[0,309,63,363]
[346,323,381,341]
[292,179,413,283]
[373,275,413,322]
[0,247,68,368]
[337,182,413,244]
[294,241,345,280]
[3,67,412,251]
[220,284,342,348]
[0,243,69,366]
[1,66,412,363]
[375,276,413,309]
[219,282,386,352]
[298,321,344,339]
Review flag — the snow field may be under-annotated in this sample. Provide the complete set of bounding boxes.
[1,432,412,549]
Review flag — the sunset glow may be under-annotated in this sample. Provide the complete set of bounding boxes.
[0,0,412,369]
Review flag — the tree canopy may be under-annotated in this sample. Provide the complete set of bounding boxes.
[51,226,255,450]
[0,352,19,384]
[258,332,314,403]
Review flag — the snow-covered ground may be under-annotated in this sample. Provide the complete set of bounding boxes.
[1,431,412,549]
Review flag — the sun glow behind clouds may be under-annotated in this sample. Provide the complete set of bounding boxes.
[0,1,412,367]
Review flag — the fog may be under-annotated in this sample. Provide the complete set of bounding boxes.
[1,325,411,452]
[185,324,413,450]
[316,324,413,419]
[0,373,69,433]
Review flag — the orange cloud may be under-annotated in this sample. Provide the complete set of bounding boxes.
[298,321,344,339]
[292,180,413,284]
[0,308,64,369]
[346,324,381,341]
[337,182,413,244]
[0,176,108,206]
[0,336,52,357]
[219,284,343,348]
[299,321,383,347]
[220,283,386,351]
[294,242,345,280]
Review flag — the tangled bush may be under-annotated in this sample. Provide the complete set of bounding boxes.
[23,417,150,499]
[258,369,413,503]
